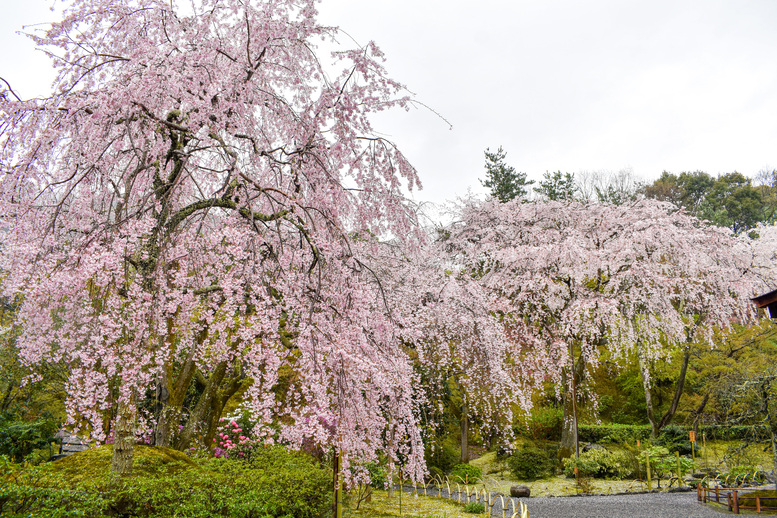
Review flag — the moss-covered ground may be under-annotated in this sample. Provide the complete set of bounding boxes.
[40,444,198,486]
[345,490,492,518]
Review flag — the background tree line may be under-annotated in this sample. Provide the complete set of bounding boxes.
[482,146,777,234]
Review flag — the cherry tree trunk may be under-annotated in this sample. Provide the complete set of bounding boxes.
[111,399,136,477]
[460,403,469,464]
[558,396,577,460]
[178,362,227,449]
[638,345,691,438]
[558,349,584,461]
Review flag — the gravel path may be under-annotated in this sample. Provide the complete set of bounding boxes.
[522,492,755,518]
[402,485,777,517]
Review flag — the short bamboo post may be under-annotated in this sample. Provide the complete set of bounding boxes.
[716,486,720,503]
[733,490,739,514]
[757,495,761,513]
[703,432,707,469]
[646,451,652,491]
[637,455,641,484]
[675,451,682,480]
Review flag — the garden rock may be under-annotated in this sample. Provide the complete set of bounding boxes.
[582,443,605,452]
[510,485,531,498]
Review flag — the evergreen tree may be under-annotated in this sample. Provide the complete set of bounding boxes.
[534,170,577,201]
[480,146,533,202]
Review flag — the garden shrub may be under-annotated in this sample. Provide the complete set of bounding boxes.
[450,463,482,483]
[0,459,110,517]
[562,448,633,479]
[562,455,600,478]
[0,414,59,463]
[655,424,693,455]
[424,438,459,475]
[644,446,692,484]
[365,461,387,488]
[0,444,332,518]
[508,444,554,480]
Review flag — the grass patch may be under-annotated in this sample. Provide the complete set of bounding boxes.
[345,489,490,518]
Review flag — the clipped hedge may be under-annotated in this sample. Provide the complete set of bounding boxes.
[578,424,651,444]
[578,423,770,445]
[0,444,332,518]
[698,425,769,442]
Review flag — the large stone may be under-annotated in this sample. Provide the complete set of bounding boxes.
[510,485,531,498]
[582,443,605,452]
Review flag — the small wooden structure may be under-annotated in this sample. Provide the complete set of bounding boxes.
[751,289,777,318]
[50,430,89,461]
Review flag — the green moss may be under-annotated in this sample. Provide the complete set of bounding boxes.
[49,444,198,486]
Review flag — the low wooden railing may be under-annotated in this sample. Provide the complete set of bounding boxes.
[698,484,777,514]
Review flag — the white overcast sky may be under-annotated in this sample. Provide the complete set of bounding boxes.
[3,1,777,206]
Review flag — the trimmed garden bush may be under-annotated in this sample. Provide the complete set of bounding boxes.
[508,444,555,480]
[0,444,332,517]
[562,448,634,479]
[577,424,651,444]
